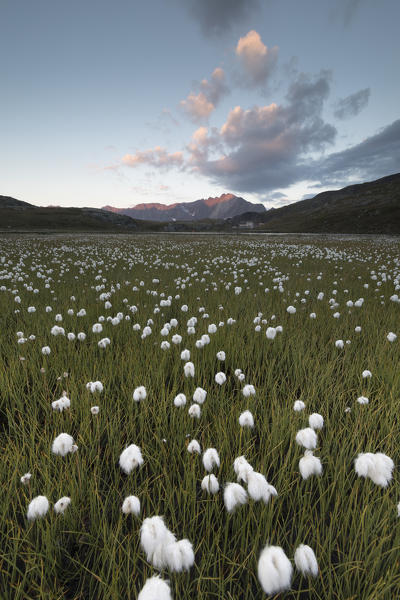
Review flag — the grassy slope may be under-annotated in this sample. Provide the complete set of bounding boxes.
[245,173,400,233]
[0,206,154,232]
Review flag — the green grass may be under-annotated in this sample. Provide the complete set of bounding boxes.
[1,233,400,599]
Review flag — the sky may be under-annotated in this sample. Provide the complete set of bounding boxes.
[1,0,400,209]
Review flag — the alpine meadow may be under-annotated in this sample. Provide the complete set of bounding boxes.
[1,233,400,600]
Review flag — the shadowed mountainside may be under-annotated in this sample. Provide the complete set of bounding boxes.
[232,173,400,233]
[0,198,146,231]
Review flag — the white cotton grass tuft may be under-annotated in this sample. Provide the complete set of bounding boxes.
[242,384,256,397]
[27,496,49,521]
[293,400,305,412]
[97,337,110,349]
[295,428,317,450]
[119,444,144,474]
[387,332,397,343]
[233,456,254,483]
[216,350,226,361]
[51,392,71,412]
[140,516,194,572]
[140,516,176,569]
[122,495,140,516]
[86,380,103,393]
[257,545,293,595]
[201,474,219,495]
[183,362,195,377]
[174,393,186,407]
[52,433,75,456]
[202,448,220,472]
[165,539,195,572]
[335,339,344,349]
[223,482,248,512]
[20,472,32,485]
[215,372,226,385]
[238,410,254,428]
[54,496,71,515]
[188,403,201,419]
[308,413,324,430]
[357,396,369,405]
[397,502,400,518]
[193,387,207,404]
[137,576,173,600]
[354,452,394,487]
[362,370,372,378]
[91,405,100,414]
[247,471,277,503]
[180,349,190,361]
[299,450,323,480]
[187,439,201,454]
[294,544,319,577]
[266,327,276,339]
[133,386,147,402]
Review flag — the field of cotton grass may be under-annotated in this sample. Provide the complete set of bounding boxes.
[1,233,400,599]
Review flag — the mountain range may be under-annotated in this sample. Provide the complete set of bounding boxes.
[1,173,399,233]
[102,193,266,221]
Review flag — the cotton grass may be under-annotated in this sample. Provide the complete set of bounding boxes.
[257,545,293,595]
[119,444,144,474]
[27,496,49,521]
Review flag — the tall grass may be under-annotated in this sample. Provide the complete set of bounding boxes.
[0,234,399,599]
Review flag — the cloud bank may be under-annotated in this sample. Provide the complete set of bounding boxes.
[187,70,336,191]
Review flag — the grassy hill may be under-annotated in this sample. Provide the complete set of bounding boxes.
[233,173,400,233]
[0,198,150,232]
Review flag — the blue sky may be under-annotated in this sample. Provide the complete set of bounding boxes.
[1,0,400,208]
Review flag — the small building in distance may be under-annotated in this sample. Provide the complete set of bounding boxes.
[238,221,254,229]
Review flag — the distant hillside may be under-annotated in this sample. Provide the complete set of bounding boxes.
[103,193,266,221]
[232,173,400,234]
[0,195,34,209]
[0,196,144,231]
[2,173,400,234]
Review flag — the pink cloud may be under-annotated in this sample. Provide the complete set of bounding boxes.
[235,30,278,87]
[187,71,336,191]
[180,92,215,121]
[122,146,184,169]
[180,67,229,123]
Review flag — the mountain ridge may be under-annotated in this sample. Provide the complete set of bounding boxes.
[1,172,399,233]
[102,193,266,221]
